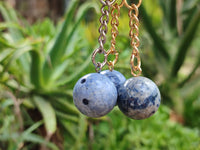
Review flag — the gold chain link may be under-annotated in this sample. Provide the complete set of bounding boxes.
[109,0,142,76]
[118,0,142,9]
[107,3,120,71]
[94,0,142,75]
[92,0,111,72]
[129,2,142,76]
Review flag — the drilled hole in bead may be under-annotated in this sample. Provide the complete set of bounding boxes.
[83,99,89,105]
[81,79,86,84]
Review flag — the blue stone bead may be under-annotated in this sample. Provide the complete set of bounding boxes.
[118,77,161,120]
[100,70,126,91]
[73,73,117,118]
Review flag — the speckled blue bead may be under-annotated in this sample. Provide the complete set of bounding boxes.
[100,70,126,91]
[118,77,161,120]
[73,73,117,118]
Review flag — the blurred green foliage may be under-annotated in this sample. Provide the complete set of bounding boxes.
[0,0,200,149]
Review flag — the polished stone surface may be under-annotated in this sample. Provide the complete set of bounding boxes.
[100,70,126,91]
[73,73,117,118]
[118,76,161,120]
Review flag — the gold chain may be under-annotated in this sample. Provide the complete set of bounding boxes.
[95,0,142,75]
[110,0,142,76]
[107,3,120,71]
[92,0,111,72]
[129,2,142,76]
[118,0,142,9]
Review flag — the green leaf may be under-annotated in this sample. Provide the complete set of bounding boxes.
[181,77,200,98]
[33,96,57,135]
[23,120,43,135]
[56,55,91,86]
[73,114,87,150]
[23,133,59,150]
[65,1,99,49]
[55,111,79,123]
[42,1,99,85]
[140,4,170,60]
[3,44,33,71]
[48,60,70,86]
[66,1,99,45]
[158,0,170,24]
[56,98,79,115]
[179,52,200,87]
[0,36,14,48]
[182,0,199,13]
[60,120,78,140]
[0,2,23,40]
[0,22,24,32]
[0,48,14,62]
[30,50,43,88]
[42,0,79,83]
[171,8,200,77]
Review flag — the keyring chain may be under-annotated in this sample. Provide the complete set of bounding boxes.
[106,0,142,75]
[100,0,116,5]
[107,3,120,71]
[129,2,142,76]
[73,0,161,120]
[119,0,142,9]
[118,0,142,76]
[92,0,142,74]
[92,0,112,72]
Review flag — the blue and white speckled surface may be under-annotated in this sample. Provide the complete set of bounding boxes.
[100,70,126,91]
[73,73,117,118]
[118,76,161,120]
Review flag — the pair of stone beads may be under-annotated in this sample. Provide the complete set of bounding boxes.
[73,70,161,119]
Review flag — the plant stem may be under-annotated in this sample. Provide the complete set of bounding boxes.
[40,132,53,150]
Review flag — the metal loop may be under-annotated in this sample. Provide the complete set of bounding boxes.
[108,61,115,71]
[126,0,142,77]
[101,5,110,16]
[111,4,120,16]
[98,38,105,47]
[99,24,108,34]
[131,67,142,76]
[98,2,110,48]
[130,36,140,47]
[92,0,113,72]
[107,50,119,66]
[107,3,120,70]
[92,48,108,72]
[130,52,141,67]
[130,51,142,77]
[119,0,142,9]
[98,33,107,45]
[128,4,139,16]
[129,14,139,26]
[100,0,116,6]
[100,15,108,24]
[111,17,119,26]
[129,26,139,37]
